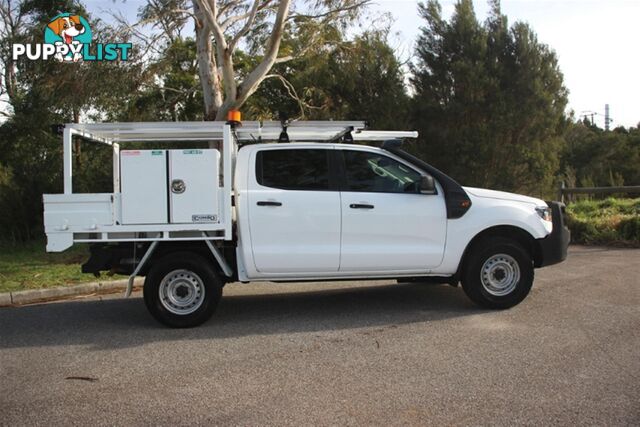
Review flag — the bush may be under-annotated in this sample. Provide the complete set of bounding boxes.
[566,198,640,247]
[618,216,640,241]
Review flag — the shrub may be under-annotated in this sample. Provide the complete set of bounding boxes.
[618,216,640,242]
[566,198,640,247]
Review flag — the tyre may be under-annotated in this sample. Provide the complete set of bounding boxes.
[461,237,534,309]
[143,251,222,328]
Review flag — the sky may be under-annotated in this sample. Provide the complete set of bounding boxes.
[86,0,640,128]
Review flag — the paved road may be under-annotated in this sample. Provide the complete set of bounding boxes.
[1,246,639,426]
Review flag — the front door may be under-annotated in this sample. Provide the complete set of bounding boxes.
[247,147,341,274]
[338,148,447,272]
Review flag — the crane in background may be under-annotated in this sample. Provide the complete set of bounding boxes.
[580,104,614,130]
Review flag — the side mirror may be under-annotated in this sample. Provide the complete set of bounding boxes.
[419,175,437,195]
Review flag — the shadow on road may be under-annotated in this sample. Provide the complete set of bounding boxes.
[0,282,480,350]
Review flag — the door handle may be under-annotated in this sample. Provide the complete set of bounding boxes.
[350,203,374,209]
[257,201,282,207]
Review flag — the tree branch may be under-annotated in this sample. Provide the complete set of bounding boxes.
[219,0,274,31]
[218,0,243,17]
[195,0,226,48]
[288,0,370,21]
[263,73,326,119]
[234,0,291,108]
[273,29,323,63]
[228,0,261,51]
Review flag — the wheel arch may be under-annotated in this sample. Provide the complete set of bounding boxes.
[143,241,236,281]
[455,225,542,279]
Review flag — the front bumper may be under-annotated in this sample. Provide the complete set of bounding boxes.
[536,201,570,267]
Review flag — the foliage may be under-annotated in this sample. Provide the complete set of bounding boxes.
[410,0,568,197]
[245,29,410,129]
[561,122,640,188]
[117,38,204,122]
[0,103,65,241]
[0,1,149,241]
[566,198,640,247]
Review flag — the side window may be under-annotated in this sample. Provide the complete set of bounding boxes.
[256,149,330,191]
[343,150,423,193]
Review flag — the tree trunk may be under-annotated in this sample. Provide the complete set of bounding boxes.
[193,0,222,121]
[4,60,16,101]
[214,102,233,121]
[194,0,292,122]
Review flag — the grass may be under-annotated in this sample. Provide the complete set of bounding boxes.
[0,241,124,294]
[566,197,640,247]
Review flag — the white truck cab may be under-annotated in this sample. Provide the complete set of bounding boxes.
[43,119,569,327]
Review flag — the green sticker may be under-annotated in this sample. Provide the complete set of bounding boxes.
[183,149,203,155]
[151,150,163,156]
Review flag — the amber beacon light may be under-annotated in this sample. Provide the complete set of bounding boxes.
[227,110,242,124]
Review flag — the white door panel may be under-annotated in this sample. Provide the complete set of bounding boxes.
[249,189,341,273]
[338,148,447,272]
[340,192,447,271]
[169,149,219,224]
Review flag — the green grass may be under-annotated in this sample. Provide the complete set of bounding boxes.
[0,241,123,294]
[566,197,640,247]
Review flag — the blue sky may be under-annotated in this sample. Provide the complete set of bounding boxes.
[85,0,640,128]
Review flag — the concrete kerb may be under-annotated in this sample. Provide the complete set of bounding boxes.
[0,292,11,307]
[0,278,144,307]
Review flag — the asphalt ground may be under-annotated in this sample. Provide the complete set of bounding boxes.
[0,246,639,426]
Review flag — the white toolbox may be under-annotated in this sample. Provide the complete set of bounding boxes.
[120,149,220,225]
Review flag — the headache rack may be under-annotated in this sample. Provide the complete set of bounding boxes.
[43,120,418,252]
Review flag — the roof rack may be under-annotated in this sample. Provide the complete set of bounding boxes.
[62,120,417,144]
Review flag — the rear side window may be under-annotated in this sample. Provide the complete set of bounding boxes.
[256,149,330,191]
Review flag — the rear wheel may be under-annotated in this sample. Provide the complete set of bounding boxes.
[461,238,534,309]
[143,252,222,328]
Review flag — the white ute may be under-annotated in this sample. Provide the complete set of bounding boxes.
[43,119,570,327]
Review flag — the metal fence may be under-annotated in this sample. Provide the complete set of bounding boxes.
[558,182,640,203]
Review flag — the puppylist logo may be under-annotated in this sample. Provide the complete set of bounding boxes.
[12,13,132,62]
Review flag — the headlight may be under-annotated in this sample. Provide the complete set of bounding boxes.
[535,206,552,222]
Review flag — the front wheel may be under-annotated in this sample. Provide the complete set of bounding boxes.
[461,238,534,309]
[143,252,222,328]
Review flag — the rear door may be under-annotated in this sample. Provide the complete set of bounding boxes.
[247,147,341,274]
[338,148,447,272]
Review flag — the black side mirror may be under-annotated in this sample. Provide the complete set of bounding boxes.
[419,175,437,194]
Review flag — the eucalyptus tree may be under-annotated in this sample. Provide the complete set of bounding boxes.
[138,0,371,120]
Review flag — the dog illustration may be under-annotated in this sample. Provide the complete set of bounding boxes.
[47,15,85,62]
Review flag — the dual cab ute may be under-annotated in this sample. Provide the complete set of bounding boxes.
[43,119,569,327]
